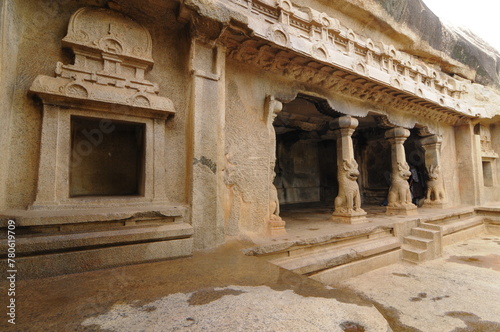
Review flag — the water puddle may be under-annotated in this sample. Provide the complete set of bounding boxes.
[392,273,412,278]
[188,288,246,305]
[447,254,500,271]
[340,321,366,331]
[445,311,500,331]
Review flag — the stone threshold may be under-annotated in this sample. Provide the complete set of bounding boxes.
[0,222,193,257]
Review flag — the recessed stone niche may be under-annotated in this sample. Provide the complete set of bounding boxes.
[29,7,175,210]
[69,116,146,197]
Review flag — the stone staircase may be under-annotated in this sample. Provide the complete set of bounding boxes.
[246,205,500,281]
[402,223,441,263]
[248,228,402,283]
[402,208,485,263]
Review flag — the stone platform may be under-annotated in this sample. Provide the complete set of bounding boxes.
[244,203,500,281]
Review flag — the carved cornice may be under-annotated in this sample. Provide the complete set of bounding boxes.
[188,0,479,125]
[222,33,471,125]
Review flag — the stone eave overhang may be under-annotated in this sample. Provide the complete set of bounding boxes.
[183,0,480,126]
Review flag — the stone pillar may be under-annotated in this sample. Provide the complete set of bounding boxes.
[385,127,417,215]
[331,116,367,224]
[421,135,448,207]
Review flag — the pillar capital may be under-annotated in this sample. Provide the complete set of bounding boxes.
[385,127,410,140]
[331,116,358,140]
[420,134,442,150]
[330,116,359,131]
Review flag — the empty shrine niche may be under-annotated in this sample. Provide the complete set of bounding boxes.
[29,7,175,209]
[69,116,146,197]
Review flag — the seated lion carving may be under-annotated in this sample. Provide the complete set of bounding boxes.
[388,161,413,207]
[426,164,446,203]
[334,159,363,213]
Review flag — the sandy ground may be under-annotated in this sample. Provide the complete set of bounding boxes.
[1,236,499,331]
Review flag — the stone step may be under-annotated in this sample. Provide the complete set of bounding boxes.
[402,245,427,263]
[310,249,402,283]
[1,237,193,280]
[439,216,484,235]
[420,223,441,231]
[476,205,500,217]
[0,223,194,280]
[404,235,433,249]
[246,228,394,261]
[271,237,400,275]
[442,224,486,246]
[420,207,476,225]
[0,222,194,255]
[411,227,439,239]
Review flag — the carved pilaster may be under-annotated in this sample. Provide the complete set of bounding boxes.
[186,12,227,246]
[331,116,367,224]
[266,96,286,236]
[421,135,448,208]
[385,127,418,215]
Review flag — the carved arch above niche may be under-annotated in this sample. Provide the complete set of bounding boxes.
[63,7,153,62]
[30,7,175,119]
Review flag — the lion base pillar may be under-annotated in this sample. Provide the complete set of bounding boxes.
[420,135,448,209]
[331,116,368,224]
[385,127,418,216]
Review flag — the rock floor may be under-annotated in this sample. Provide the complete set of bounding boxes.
[340,236,500,332]
[0,236,499,331]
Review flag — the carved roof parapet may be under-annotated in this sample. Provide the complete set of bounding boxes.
[215,0,483,123]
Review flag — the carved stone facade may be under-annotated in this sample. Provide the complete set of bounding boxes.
[0,0,499,277]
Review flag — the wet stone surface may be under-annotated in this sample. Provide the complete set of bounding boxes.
[0,241,388,331]
[340,236,500,332]
[447,254,500,271]
[1,236,499,331]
